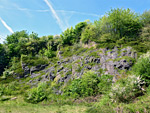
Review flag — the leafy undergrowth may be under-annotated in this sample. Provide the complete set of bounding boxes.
[116,94,150,112]
[87,91,150,113]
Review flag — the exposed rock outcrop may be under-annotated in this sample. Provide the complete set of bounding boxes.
[22,46,137,85]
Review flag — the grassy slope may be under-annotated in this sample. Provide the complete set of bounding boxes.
[0,96,88,113]
[1,94,150,113]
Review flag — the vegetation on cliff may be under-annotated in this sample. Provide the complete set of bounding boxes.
[1,8,150,112]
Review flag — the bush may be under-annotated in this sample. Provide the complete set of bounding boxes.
[0,84,5,96]
[4,81,20,95]
[21,55,49,67]
[0,81,21,96]
[98,74,113,94]
[64,71,113,98]
[24,82,48,103]
[109,75,144,103]
[43,49,56,58]
[60,27,76,45]
[64,71,101,98]
[81,24,97,44]
[132,51,150,85]
[2,70,13,79]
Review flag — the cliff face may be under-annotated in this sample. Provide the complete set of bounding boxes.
[20,46,137,88]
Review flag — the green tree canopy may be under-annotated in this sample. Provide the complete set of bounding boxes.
[95,8,142,40]
[141,10,150,26]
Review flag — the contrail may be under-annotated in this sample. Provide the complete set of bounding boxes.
[0,5,101,17]
[44,0,65,31]
[0,17,14,33]
[56,10,101,17]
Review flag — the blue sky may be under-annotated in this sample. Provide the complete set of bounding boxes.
[0,0,150,43]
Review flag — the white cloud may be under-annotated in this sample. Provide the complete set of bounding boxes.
[44,0,66,31]
[0,17,14,33]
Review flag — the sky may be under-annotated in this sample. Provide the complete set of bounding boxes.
[0,0,150,43]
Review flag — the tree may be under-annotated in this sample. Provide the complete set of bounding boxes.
[0,44,9,75]
[5,30,29,57]
[29,32,39,40]
[141,24,150,41]
[141,10,150,26]
[60,27,76,45]
[74,22,87,43]
[95,8,142,40]
[81,24,97,44]
[6,30,29,44]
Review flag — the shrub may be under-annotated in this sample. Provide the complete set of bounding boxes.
[4,81,20,95]
[132,51,150,85]
[0,84,5,96]
[21,55,49,67]
[60,27,76,45]
[64,71,101,98]
[109,75,144,103]
[24,82,48,103]
[43,49,56,58]
[2,70,13,79]
[0,81,21,96]
[81,24,97,44]
[98,75,113,94]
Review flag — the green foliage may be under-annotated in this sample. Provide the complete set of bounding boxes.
[29,32,39,40]
[43,49,56,58]
[109,75,144,103]
[60,27,76,45]
[6,30,29,44]
[132,51,150,84]
[141,10,150,26]
[0,81,21,96]
[95,8,142,40]
[6,30,29,57]
[24,82,48,103]
[64,71,101,98]
[0,44,9,75]
[98,75,113,94]
[60,21,87,45]
[21,55,49,67]
[60,46,73,57]
[81,24,97,44]
[9,57,24,75]
[141,24,150,41]
[86,95,114,113]
[74,21,88,43]
[2,70,13,79]
[0,84,5,96]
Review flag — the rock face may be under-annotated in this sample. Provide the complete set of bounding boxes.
[21,63,48,79]
[22,46,137,85]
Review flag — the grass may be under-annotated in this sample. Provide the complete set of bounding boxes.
[0,96,88,113]
[116,94,150,112]
[86,91,150,113]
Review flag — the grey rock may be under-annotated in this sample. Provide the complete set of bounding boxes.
[25,46,137,89]
[30,73,40,78]
[21,63,30,76]
[85,65,92,70]
[30,64,48,74]
[57,66,64,72]
[94,58,100,63]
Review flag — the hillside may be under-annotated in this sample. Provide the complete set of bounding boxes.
[1,8,150,112]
